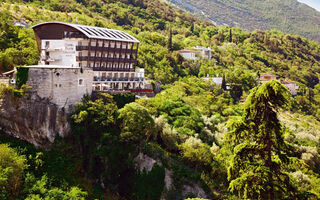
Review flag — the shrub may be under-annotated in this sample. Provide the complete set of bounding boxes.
[0,144,26,199]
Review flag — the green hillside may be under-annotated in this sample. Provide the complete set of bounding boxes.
[0,0,320,199]
[167,0,320,43]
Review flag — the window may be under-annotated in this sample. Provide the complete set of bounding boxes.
[78,79,84,86]
[45,41,50,48]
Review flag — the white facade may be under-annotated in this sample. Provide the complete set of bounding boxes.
[193,46,212,60]
[281,81,299,95]
[202,75,223,86]
[178,46,212,61]
[40,39,82,67]
[26,65,93,109]
[179,50,199,60]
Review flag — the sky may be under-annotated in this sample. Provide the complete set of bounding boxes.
[298,0,320,11]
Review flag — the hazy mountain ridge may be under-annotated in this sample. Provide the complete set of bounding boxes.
[167,0,320,42]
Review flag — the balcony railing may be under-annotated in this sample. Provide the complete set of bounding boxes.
[41,56,61,62]
[76,56,137,64]
[75,45,138,53]
[76,46,89,51]
[93,77,144,82]
[92,67,135,72]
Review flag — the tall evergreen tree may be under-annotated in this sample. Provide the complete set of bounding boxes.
[221,74,226,90]
[229,28,232,43]
[167,27,172,51]
[190,22,194,33]
[226,80,297,199]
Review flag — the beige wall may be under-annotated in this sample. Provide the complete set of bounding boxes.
[27,67,93,109]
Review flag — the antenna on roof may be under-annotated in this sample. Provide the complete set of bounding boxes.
[75,17,78,24]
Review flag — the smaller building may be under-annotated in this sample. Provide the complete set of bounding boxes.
[281,80,299,95]
[178,46,213,61]
[193,46,212,60]
[13,19,29,28]
[178,49,199,60]
[202,75,223,86]
[0,69,16,86]
[259,73,278,83]
[26,65,93,109]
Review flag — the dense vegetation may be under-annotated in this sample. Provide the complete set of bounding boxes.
[167,0,320,43]
[0,0,320,199]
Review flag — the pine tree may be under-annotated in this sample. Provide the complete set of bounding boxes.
[226,80,297,200]
[229,28,232,43]
[221,74,226,90]
[190,22,194,33]
[167,27,172,51]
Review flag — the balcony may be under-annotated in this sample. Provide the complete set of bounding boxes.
[42,56,61,62]
[76,56,137,64]
[75,46,138,54]
[92,67,135,72]
[93,77,144,82]
[76,46,89,51]
[42,46,62,51]
[76,56,88,61]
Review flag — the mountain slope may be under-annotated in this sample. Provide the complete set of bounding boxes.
[1,0,320,199]
[167,0,320,42]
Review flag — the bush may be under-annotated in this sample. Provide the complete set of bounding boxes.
[15,67,29,89]
[0,144,26,199]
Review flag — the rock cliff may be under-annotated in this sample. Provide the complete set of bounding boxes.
[0,91,70,148]
[134,152,208,199]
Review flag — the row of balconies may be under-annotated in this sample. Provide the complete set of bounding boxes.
[92,67,135,72]
[93,76,144,82]
[76,45,138,53]
[76,56,137,63]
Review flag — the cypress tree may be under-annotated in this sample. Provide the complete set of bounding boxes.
[190,22,194,33]
[221,74,226,90]
[167,27,172,51]
[229,28,232,43]
[226,80,297,200]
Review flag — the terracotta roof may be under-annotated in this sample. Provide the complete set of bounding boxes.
[32,22,139,43]
[260,73,278,78]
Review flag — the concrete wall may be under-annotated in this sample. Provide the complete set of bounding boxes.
[41,39,82,67]
[27,67,93,109]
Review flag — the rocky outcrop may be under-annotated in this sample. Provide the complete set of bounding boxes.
[134,153,208,200]
[0,91,70,148]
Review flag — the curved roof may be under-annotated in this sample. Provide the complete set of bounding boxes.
[32,22,139,43]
